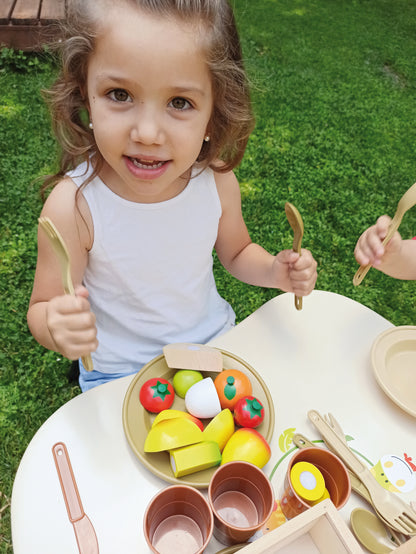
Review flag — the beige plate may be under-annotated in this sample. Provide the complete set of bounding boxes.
[122,348,275,488]
[371,326,416,418]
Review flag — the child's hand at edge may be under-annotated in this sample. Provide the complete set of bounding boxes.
[272,248,317,296]
[354,215,402,268]
[46,285,98,360]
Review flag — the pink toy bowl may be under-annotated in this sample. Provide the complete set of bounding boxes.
[280,447,351,520]
[143,484,213,554]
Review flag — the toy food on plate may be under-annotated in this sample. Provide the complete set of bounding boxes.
[144,417,202,452]
[214,369,252,410]
[170,441,221,478]
[172,369,203,398]
[152,409,204,431]
[139,377,175,413]
[234,395,265,428]
[221,428,271,468]
[185,377,221,418]
[201,409,234,451]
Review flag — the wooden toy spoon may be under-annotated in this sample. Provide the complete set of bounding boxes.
[285,202,304,310]
[350,507,406,553]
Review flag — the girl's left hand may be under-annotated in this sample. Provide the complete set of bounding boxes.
[272,249,318,296]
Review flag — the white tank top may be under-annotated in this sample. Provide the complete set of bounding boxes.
[68,162,235,375]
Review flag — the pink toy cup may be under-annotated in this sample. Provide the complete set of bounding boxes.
[143,485,213,554]
[208,461,274,546]
[280,447,351,520]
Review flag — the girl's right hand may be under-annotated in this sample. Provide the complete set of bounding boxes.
[354,215,402,267]
[46,285,98,360]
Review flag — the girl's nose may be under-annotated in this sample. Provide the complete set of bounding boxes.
[130,106,163,145]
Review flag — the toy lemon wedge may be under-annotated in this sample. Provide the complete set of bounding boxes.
[201,409,234,451]
[144,418,203,452]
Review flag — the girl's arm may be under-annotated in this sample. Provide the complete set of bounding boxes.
[214,171,317,296]
[27,179,98,359]
[355,215,416,279]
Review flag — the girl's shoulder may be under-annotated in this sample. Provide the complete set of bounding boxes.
[41,176,93,251]
[212,166,241,207]
[42,176,78,214]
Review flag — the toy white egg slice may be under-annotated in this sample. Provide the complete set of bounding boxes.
[185,377,221,418]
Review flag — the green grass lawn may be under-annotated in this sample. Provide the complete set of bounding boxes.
[2,0,416,550]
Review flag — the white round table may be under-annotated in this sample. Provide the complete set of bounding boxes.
[11,291,416,553]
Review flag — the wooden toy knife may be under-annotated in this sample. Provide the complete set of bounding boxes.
[52,442,99,554]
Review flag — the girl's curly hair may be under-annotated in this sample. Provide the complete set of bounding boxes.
[42,0,254,195]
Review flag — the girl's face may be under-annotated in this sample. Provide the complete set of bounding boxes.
[86,5,213,203]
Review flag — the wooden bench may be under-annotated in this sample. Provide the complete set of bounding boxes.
[0,0,66,51]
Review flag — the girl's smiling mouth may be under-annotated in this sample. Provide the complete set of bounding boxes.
[124,155,170,180]
[129,157,166,169]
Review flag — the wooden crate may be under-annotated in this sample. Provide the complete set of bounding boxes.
[237,500,363,554]
[0,0,66,51]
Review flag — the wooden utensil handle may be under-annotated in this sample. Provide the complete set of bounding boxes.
[353,221,397,286]
[292,226,302,310]
[81,355,94,372]
[353,263,371,286]
[294,296,302,310]
[308,410,367,475]
[52,442,84,522]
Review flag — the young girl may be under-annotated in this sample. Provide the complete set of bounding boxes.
[355,215,416,279]
[28,0,318,391]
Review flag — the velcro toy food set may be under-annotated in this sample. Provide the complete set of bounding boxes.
[139,343,271,479]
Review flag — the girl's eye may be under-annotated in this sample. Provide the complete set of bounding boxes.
[169,97,191,110]
[108,89,131,103]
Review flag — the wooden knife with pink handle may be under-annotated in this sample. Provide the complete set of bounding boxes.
[52,442,99,554]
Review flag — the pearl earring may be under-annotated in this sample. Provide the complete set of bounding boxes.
[204,135,210,142]
[89,122,93,129]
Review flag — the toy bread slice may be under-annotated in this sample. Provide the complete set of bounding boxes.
[163,343,223,372]
[170,441,221,478]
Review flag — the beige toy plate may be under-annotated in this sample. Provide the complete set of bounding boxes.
[122,348,275,488]
[371,326,416,418]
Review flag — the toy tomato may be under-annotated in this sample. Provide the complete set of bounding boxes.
[139,378,175,413]
[234,395,265,428]
[214,369,252,410]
